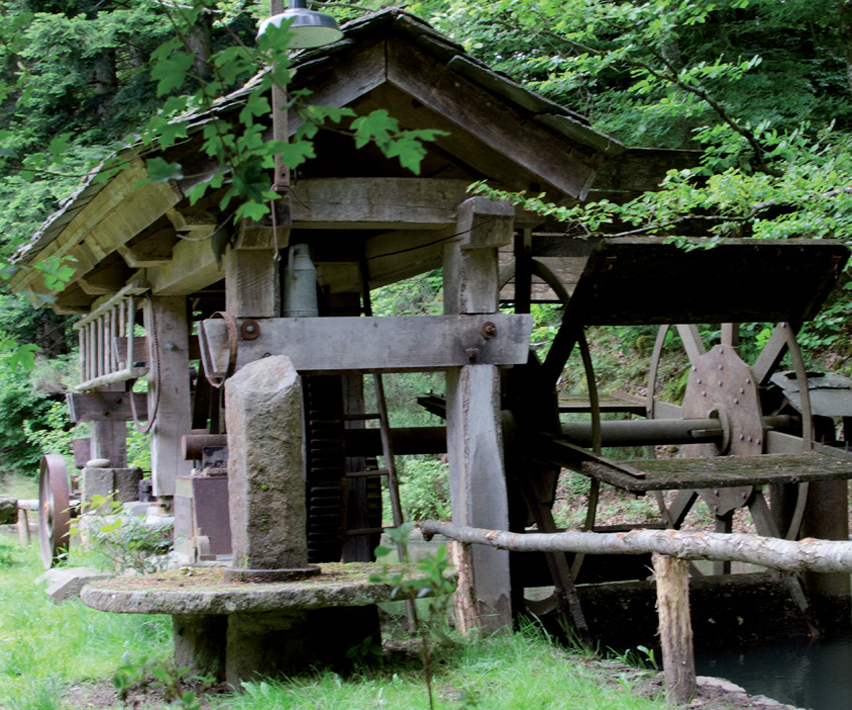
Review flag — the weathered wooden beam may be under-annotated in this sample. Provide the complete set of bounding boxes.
[653,554,696,704]
[145,230,224,296]
[51,284,95,314]
[167,207,217,232]
[225,246,280,318]
[113,335,201,364]
[387,38,600,200]
[364,227,454,289]
[442,196,514,633]
[147,296,193,499]
[77,263,132,296]
[289,178,476,230]
[199,313,532,375]
[118,228,177,268]
[287,39,387,135]
[66,391,148,423]
[11,159,182,295]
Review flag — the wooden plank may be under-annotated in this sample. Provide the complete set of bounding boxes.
[567,450,852,493]
[387,37,601,200]
[564,237,850,326]
[77,263,132,295]
[364,227,454,289]
[287,38,388,136]
[359,83,551,198]
[199,313,533,374]
[113,335,201,364]
[289,178,475,230]
[444,200,514,315]
[66,391,148,423]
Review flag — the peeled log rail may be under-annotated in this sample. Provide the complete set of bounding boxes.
[420,520,852,574]
[421,520,852,703]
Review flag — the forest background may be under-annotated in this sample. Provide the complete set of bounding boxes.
[0,0,851,512]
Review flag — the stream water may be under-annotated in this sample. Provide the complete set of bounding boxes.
[695,634,852,710]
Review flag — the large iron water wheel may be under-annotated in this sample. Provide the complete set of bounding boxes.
[646,322,813,541]
[38,454,71,568]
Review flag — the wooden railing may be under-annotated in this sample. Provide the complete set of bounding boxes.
[73,280,150,391]
[422,520,852,704]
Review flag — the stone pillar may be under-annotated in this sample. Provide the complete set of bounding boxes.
[443,196,514,632]
[225,355,311,575]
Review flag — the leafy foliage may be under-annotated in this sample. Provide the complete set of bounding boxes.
[71,494,174,574]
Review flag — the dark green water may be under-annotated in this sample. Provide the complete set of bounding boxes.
[695,636,852,710]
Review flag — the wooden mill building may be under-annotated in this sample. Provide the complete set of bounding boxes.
[14,9,852,637]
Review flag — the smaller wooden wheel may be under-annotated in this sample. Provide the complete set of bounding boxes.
[38,454,70,569]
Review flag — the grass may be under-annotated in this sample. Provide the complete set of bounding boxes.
[225,630,669,710]
[0,531,674,710]
[0,534,171,710]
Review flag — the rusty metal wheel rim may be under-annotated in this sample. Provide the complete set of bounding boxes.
[38,454,70,568]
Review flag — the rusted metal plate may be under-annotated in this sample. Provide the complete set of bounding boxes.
[564,237,849,325]
[682,344,761,514]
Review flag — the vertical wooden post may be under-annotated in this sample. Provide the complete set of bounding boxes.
[225,223,282,318]
[801,480,851,605]
[444,197,514,633]
[148,296,193,502]
[653,553,696,705]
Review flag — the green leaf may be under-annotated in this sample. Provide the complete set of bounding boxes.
[145,157,184,183]
[150,51,194,97]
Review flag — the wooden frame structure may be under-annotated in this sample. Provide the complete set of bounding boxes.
[13,10,762,633]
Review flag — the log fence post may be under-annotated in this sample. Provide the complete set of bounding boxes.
[652,553,696,704]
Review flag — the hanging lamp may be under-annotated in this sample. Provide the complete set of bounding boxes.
[258,0,343,49]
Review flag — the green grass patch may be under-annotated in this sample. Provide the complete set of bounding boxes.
[0,534,670,710]
[0,535,171,709]
[224,631,668,710]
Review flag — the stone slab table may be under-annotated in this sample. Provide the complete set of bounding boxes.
[81,562,455,685]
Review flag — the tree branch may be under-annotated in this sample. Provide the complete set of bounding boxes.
[421,520,852,574]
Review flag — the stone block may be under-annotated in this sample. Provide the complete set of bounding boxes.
[35,567,112,604]
[225,355,308,571]
[0,496,16,525]
[83,467,144,511]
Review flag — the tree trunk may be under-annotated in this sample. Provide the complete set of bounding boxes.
[186,8,213,83]
[839,2,852,97]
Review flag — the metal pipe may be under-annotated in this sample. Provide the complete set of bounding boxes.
[560,415,794,448]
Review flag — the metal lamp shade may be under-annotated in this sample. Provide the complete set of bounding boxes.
[258,0,343,49]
